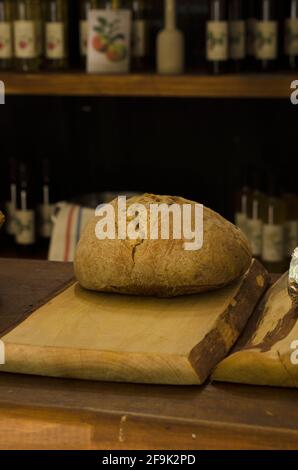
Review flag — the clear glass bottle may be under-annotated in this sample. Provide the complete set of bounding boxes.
[15,161,36,256]
[13,0,40,72]
[207,0,228,74]
[45,0,68,70]
[262,175,286,273]
[284,0,298,70]
[247,172,266,260]
[246,0,257,69]
[255,0,278,72]
[37,158,55,251]
[131,0,149,70]
[235,170,251,240]
[283,180,298,261]
[4,156,17,238]
[0,0,13,70]
[228,0,246,72]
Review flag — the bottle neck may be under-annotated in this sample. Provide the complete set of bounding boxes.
[165,0,176,30]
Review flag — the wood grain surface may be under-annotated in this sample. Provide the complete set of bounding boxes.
[0,372,297,449]
[0,258,297,450]
[0,260,268,385]
[213,273,298,387]
[0,72,294,98]
[0,258,74,337]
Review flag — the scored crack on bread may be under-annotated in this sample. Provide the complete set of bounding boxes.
[74,194,252,297]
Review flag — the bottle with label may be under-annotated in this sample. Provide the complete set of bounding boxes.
[255,0,278,72]
[38,158,54,251]
[4,157,17,239]
[247,172,266,259]
[0,0,13,70]
[246,0,257,69]
[45,0,68,70]
[79,0,98,67]
[131,0,149,70]
[87,0,131,73]
[235,171,251,240]
[207,0,228,74]
[157,0,184,75]
[13,0,40,72]
[284,0,298,69]
[14,162,36,256]
[262,175,286,273]
[228,0,246,72]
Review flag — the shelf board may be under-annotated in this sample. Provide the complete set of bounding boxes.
[0,72,295,98]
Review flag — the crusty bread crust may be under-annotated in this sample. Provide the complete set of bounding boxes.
[74,194,252,297]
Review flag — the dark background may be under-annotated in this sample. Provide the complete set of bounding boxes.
[0,0,297,223]
[0,95,296,221]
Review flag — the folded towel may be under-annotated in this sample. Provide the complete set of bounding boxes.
[49,203,94,262]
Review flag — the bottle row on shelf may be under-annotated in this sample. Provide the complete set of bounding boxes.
[3,157,54,256]
[0,1,298,74]
[235,172,297,273]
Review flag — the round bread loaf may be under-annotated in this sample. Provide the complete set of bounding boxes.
[74,194,252,297]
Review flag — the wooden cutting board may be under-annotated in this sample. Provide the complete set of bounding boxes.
[213,273,298,388]
[0,260,269,385]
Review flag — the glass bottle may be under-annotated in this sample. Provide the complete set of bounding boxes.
[255,0,278,72]
[131,0,149,70]
[247,172,266,260]
[45,0,68,70]
[229,0,246,72]
[0,0,13,70]
[284,0,298,70]
[13,0,40,72]
[15,161,36,256]
[206,0,228,74]
[262,174,286,273]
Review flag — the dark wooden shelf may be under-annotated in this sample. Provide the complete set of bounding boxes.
[0,71,295,98]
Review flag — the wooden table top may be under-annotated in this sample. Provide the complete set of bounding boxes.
[0,258,297,450]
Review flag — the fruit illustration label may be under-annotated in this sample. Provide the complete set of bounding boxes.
[247,18,257,56]
[15,210,35,245]
[207,21,228,61]
[132,19,147,58]
[87,9,131,73]
[38,203,55,238]
[0,22,13,59]
[80,20,88,56]
[255,21,277,60]
[46,22,65,59]
[14,20,37,59]
[262,224,284,263]
[247,218,263,256]
[285,19,298,55]
[229,20,245,60]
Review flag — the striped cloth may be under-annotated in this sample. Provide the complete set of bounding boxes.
[48,203,94,262]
